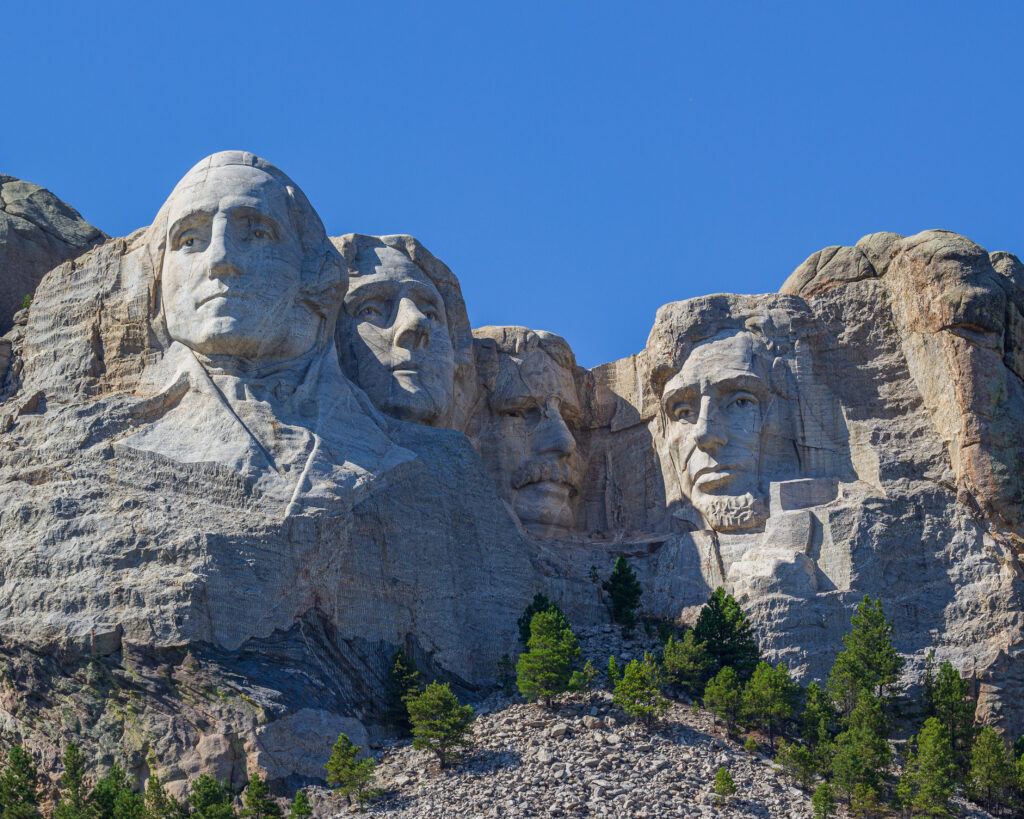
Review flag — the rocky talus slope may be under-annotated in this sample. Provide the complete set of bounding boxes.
[308,628,995,819]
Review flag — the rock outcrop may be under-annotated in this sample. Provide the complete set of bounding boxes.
[0,153,1022,794]
[0,175,105,333]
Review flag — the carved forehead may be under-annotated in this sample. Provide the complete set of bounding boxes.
[492,346,579,409]
[165,165,291,225]
[673,331,769,390]
[349,246,439,293]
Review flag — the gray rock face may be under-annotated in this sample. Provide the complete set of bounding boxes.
[0,175,105,332]
[0,155,1022,792]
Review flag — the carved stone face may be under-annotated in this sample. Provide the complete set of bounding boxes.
[161,164,320,362]
[661,330,770,531]
[341,246,455,425]
[478,346,582,538]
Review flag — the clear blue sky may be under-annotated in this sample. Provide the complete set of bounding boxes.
[4,2,1023,367]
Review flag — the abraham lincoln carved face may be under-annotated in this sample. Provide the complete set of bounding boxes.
[661,330,771,531]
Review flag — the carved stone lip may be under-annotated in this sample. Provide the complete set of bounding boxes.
[197,291,247,307]
[692,465,742,491]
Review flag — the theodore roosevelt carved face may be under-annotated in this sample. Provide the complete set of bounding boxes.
[661,330,771,531]
[470,328,583,538]
[159,160,326,364]
[340,245,456,426]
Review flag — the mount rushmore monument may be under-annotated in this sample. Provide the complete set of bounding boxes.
[0,151,1021,789]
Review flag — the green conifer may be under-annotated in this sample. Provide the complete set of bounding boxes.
[692,588,759,679]
[741,661,799,751]
[143,772,183,819]
[713,767,736,805]
[188,776,236,819]
[286,792,310,819]
[968,725,1014,812]
[703,666,742,733]
[661,631,712,697]
[607,655,621,686]
[0,746,40,819]
[239,775,280,819]
[826,596,903,719]
[602,557,642,634]
[53,744,89,819]
[775,739,815,790]
[324,734,377,807]
[517,593,564,645]
[829,691,890,803]
[929,660,976,776]
[898,717,955,817]
[407,682,475,769]
[515,609,581,708]
[383,648,421,734]
[612,653,669,728]
[811,782,835,818]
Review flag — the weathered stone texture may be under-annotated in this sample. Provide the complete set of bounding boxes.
[0,156,1022,790]
[0,175,106,333]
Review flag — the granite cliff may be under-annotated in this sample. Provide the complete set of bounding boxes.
[0,151,1020,793]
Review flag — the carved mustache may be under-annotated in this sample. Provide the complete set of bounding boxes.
[511,460,578,491]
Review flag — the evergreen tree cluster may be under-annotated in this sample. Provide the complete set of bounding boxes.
[39,743,314,819]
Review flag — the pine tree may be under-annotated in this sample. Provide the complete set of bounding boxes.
[497,654,516,696]
[407,682,475,769]
[922,649,937,715]
[515,609,581,708]
[713,767,736,805]
[827,596,903,719]
[607,655,622,686]
[568,660,598,693]
[703,666,743,733]
[239,775,280,819]
[188,776,236,819]
[929,660,976,776]
[661,631,712,697]
[517,593,564,645]
[898,717,955,817]
[612,653,669,728]
[741,661,799,752]
[602,556,643,634]
[968,725,1014,812]
[775,739,815,790]
[324,734,377,807]
[90,764,142,819]
[143,772,183,819]
[53,743,89,819]
[829,691,890,803]
[692,588,759,679]
[0,746,40,819]
[286,791,310,819]
[801,681,835,771]
[811,782,835,818]
[384,648,421,734]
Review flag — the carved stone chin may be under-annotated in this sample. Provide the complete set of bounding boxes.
[692,491,769,532]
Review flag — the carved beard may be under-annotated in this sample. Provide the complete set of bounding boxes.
[692,491,768,532]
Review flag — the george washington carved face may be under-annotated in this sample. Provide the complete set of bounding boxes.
[661,330,771,531]
[159,162,324,363]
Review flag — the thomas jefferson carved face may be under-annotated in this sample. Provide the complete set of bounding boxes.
[476,343,582,538]
[661,330,770,531]
[341,246,455,425]
[161,164,321,362]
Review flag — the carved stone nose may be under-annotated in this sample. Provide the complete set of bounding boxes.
[394,298,430,350]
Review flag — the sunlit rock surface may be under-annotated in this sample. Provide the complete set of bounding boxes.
[0,154,1021,789]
